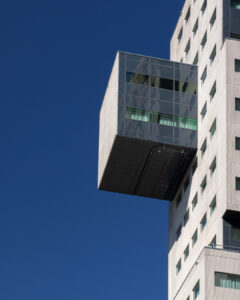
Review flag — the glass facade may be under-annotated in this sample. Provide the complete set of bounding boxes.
[215,272,240,290]
[231,0,240,9]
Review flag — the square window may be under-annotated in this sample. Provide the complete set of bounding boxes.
[200,213,207,231]
[176,259,181,274]
[236,177,240,190]
[193,280,200,299]
[201,66,207,84]
[193,52,198,65]
[210,45,216,64]
[201,138,207,157]
[201,0,207,14]
[201,102,207,120]
[210,156,216,176]
[185,7,191,23]
[210,195,216,215]
[201,175,207,193]
[192,192,198,211]
[210,119,216,138]
[210,8,216,28]
[235,137,240,150]
[235,98,240,111]
[201,31,207,49]
[192,229,198,247]
[184,244,189,261]
[235,59,240,72]
[193,19,198,36]
[176,225,182,240]
[184,209,189,226]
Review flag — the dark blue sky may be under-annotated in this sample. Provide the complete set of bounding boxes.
[0,1,184,299]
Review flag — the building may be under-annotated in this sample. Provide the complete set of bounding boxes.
[98,0,240,299]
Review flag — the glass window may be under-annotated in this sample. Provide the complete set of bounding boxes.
[201,31,207,49]
[210,8,216,28]
[192,192,198,211]
[126,71,149,85]
[176,225,182,240]
[210,235,216,247]
[193,52,198,65]
[201,0,207,14]
[236,177,240,190]
[235,137,240,150]
[201,102,207,120]
[235,59,240,72]
[192,229,198,247]
[210,45,216,64]
[215,272,240,290]
[178,27,183,42]
[193,280,200,299]
[231,226,240,241]
[185,7,191,22]
[175,80,197,95]
[235,98,240,111]
[184,244,189,260]
[200,213,207,231]
[193,19,198,36]
[201,66,207,84]
[210,119,216,138]
[231,0,240,9]
[185,39,191,55]
[201,175,207,193]
[160,78,174,90]
[176,194,182,207]
[184,209,189,226]
[176,259,181,274]
[210,81,216,100]
[125,107,149,122]
[210,156,216,176]
[210,196,216,215]
[201,138,207,157]
[192,158,197,175]
[175,116,197,130]
[231,32,240,40]
[184,176,190,191]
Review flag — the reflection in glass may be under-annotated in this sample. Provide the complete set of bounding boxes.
[126,71,149,85]
[125,107,149,122]
[231,0,240,9]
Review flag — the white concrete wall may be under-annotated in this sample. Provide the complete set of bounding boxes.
[98,53,119,187]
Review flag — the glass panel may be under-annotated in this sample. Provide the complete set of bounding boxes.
[126,71,149,85]
[201,176,207,193]
[215,272,240,290]
[210,119,216,138]
[231,227,240,241]
[160,78,173,90]
[235,98,240,111]
[192,193,198,210]
[210,196,216,215]
[231,32,240,40]
[235,59,240,72]
[125,107,149,122]
[236,137,240,150]
[236,177,240,190]
[175,116,197,130]
[231,0,240,9]
[210,8,216,27]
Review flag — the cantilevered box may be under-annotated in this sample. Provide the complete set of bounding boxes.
[98,52,198,200]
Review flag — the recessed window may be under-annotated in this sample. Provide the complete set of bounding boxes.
[178,27,183,43]
[176,224,182,240]
[184,209,189,226]
[231,0,240,9]
[185,39,191,55]
[235,59,240,72]
[201,0,207,14]
[210,235,216,247]
[193,19,198,36]
[231,226,240,241]
[201,175,207,193]
[210,81,216,100]
[193,52,198,65]
[176,193,182,207]
[192,158,198,175]
[235,137,240,150]
[201,138,207,157]
[192,192,198,211]
[176,259,181,274]
[235,98,240,111]
[192,229,198,247]
[184,176,190,191]
[210,195,216,215]
[210,156,216,176]
[193,280,200,299]
[201,102,207,120]
[200,213,207,231]
[184,244,189,261]
[215,272,240,290]
[201,31,207,49]
[210,45,216,64]
[210,8,216,28]
[210,119,216,138]
[201,66,207,84]
[236,177,240,190]
[185,7,191,23]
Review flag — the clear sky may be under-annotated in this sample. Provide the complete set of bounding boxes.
[0,1,184,299]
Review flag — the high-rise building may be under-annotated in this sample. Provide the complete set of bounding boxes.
[98,0,240,299]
